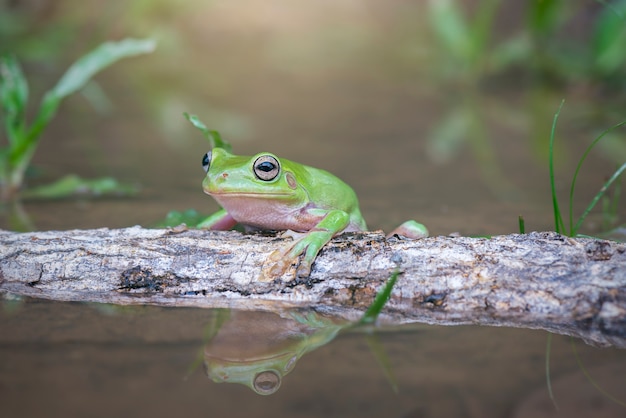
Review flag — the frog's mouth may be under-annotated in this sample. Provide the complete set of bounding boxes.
[206,190,294,198]
[206,191,301,212]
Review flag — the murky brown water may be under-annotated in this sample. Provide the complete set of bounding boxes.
[1,299,625,418]
[1,1,625,417]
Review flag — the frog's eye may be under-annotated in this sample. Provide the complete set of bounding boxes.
[202,151,211,173]
[253,370,281,395]
[253,155,280,181]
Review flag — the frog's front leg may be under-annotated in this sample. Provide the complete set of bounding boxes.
[264,210,350,281]
[197,208,238,230]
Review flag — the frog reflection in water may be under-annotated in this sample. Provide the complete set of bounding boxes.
[199,148,428,279]
[204,310,347,395]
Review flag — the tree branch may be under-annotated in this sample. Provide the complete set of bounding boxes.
[0,227,624,347]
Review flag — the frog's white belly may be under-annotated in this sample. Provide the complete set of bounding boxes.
[211,194,320,232]
[211,193,364,233]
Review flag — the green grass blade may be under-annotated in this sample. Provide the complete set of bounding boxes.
[549,100,566,234]
[569,120,626,235]
[360,269,400,325]
[606,174,621,226]
[184,113,232,152]
[364,333,398,393]
[545,334,559,410]
[518,215,525,233]
[573,162,626,235]
[570,337,626,407]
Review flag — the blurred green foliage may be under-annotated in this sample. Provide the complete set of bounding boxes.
[424,0,626,200]
[428,0,626,85]
[0,38,154,201]
[153,208,207,228]
[20,174,137,199]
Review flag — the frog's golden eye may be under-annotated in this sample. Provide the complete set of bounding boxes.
[253,155,280,181]
[202,151,212,173]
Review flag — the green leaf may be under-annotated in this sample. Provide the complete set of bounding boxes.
[27,38,156,143]
[527,0,564,36]
[592,0,626,74]
[153,209,208,228]
[468,0,501,65]
[426,106,469,163]
[51,38,156,99]
[22,174,137,199]
[489,35,532,71]
[0,54,28,144]
[184,112,232,152]
[428,0,472,62]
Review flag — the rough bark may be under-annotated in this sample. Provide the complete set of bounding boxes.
[0,227,625,348]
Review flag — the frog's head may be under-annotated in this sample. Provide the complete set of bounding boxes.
[202,148,307,212]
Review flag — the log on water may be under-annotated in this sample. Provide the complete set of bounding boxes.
[0,227,624,348]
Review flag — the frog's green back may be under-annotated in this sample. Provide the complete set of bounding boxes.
[282,158,368,231]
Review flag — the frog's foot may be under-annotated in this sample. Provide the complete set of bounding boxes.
[261,248,296,280]
[258,230,308,281]
[260,228,334,282]
[261,244,314,282]
[387,220,429,239]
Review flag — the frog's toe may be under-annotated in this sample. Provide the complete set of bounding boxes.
[260,250,297,282]
[387,220,429,239]
[266,248,284,264]
[268,261,289,278]
[279,229,307,241]
[295,260,312,278]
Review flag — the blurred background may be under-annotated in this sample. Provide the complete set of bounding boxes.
[1,0,625,234]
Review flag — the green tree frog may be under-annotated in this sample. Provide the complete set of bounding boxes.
[199,148,428,280]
